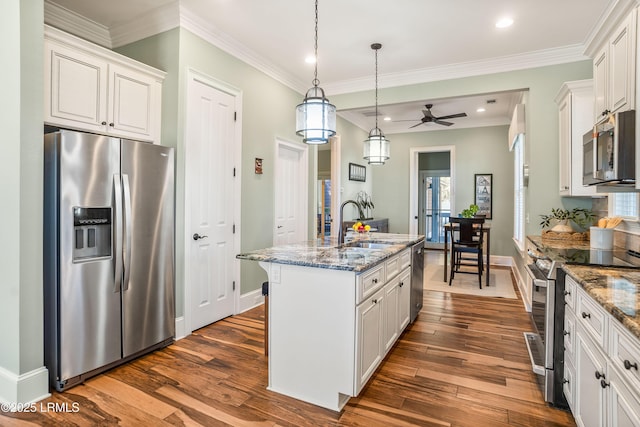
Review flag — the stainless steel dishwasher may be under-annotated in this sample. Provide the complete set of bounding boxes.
[410,241,424,322]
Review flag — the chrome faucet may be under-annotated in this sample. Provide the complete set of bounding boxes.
[338,200,365,245]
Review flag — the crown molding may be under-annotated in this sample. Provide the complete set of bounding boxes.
[110,2,180,48]
[584,0,639,57]
[325,45,588,95]
[44,0,112,48]
[179,4,309,94]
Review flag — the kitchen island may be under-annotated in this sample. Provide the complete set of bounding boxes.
[237,233,424,411]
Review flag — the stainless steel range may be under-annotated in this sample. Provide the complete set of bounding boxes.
[524,244,564,407]
[523,236,640,407]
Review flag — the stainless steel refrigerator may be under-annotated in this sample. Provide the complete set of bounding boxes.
[44,128,175,392]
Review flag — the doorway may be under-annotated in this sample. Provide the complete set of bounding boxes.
[418,170,451,248]
[184,70,241,333]
[409,146,455,248]
[274,138,308,245]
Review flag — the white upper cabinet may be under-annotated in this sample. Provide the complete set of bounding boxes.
[44,25,165,143]
[555,80,596,197]
[588,6,637,122]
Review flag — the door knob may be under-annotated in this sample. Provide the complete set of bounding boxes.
[193,233,208,241]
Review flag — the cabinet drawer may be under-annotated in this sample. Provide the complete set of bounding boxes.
[563,356,576,412]
[610,320,640,394]
[564,275,577,312]
[576,287,608,348]
[357,264,385,305]
[385,255,400,282]
[399,248,411,270]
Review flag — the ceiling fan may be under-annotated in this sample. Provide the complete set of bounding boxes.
[397,104,467,128]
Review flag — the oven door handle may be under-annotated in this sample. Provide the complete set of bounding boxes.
[533,279,548,288]
[527,249,550,261]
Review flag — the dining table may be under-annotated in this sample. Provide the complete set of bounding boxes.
[443,222,491,287]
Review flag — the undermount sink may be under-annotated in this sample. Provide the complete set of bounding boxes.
[344,242,392,249]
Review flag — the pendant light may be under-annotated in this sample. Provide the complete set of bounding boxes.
[363,43,390,165]
[295,0,336,144]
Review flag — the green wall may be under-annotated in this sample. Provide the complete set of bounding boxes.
[377,125,513,255]
[332,61,594,264]
[0,0,45,403]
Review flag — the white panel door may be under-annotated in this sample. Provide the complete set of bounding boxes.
[274,140,308,245]
[187,76,236,331]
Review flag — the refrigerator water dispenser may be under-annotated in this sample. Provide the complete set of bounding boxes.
[72,207,111,261]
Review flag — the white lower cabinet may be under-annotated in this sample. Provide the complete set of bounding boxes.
[575,326,608,427]
[262,246,416,411]
[356,287,384,392]
[564,275,640,427]
[382,267,411,355]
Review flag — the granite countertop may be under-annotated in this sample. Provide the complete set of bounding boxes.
[236,233,424,273]
[562,264,640,340]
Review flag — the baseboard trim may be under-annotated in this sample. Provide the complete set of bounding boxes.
[175,316,187,341]
[511,264,531,312]
[239,288,264,313]
[0,365,50,405]
[489,255,512,267]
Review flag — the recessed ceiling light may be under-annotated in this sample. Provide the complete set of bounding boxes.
[305,55,316,64]
[477,107,486,113]
[496,17,514,29]
[383,117,391,121]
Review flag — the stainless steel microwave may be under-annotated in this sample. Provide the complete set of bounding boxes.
[583,110,635,186]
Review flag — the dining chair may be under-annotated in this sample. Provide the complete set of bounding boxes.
[448,217,485,289]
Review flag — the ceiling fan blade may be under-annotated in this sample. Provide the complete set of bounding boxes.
[434,120,453,126]
[435,112,467,120]
[409,122,425,128]
[393,119,423,122]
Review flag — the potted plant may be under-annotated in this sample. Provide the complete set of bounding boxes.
[539,207,595,232]
[460,204,479,218]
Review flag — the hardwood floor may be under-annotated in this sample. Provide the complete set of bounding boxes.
[2,282,575,426]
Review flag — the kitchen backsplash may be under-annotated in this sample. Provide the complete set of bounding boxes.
[591,196,640,250]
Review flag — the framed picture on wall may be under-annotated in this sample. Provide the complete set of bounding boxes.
[474,173,492,219]
[349,163,366,182]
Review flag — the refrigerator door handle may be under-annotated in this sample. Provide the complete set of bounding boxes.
[113,174,123,292]
[122,174,133,291]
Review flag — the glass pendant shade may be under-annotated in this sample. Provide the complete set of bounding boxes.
[363,127,390,165]
[296,86,336,144]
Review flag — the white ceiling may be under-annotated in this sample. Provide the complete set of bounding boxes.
[46,0,612,133]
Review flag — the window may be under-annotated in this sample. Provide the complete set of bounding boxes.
[513,134,525,250]
[609,193,639,220]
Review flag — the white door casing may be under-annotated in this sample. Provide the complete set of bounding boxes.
[274,138,308,245]
[185,71,241,332]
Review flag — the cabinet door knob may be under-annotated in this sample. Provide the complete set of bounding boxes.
[372,299,378,304]
[372,278,378,284]
[563,379,569,384]
[109,122,114,127]
[595,371,605,380]
[101,121,107,125]
[624,360,638,371]
[563,290,571,296]
[563,330,570,336]
[399,282,404,287]
[582,312,591,319]
[600,379,610,389]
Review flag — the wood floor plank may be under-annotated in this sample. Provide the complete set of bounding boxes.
[0,264,575,426]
